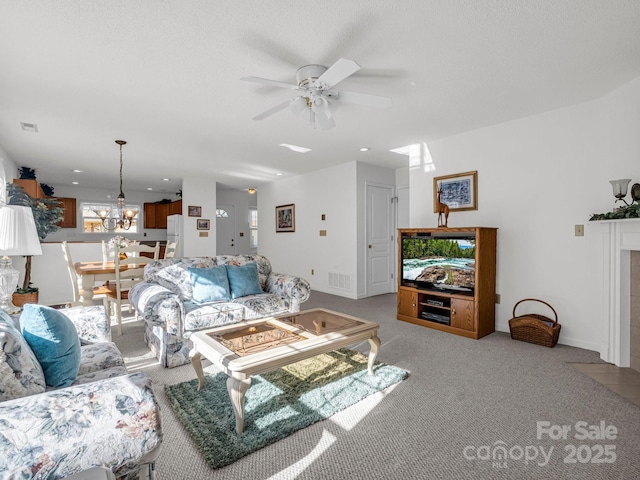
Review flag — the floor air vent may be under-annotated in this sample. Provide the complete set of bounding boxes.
[328,272,352,291]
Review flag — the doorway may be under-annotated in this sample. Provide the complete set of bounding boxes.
[216,204,236,255]
[366,183,395,296]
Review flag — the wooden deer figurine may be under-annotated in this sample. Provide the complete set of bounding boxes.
[436,187,449,228]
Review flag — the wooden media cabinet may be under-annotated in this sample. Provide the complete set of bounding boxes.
[397,227,497,339]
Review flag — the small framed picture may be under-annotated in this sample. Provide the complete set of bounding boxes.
[196,219,210,230]
[433,170,478,212]
[188,206,202,217]
[275,204,295,232]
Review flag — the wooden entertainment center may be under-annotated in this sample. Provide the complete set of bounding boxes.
[397,227,497,339]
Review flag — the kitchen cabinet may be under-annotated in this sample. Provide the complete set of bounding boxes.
[144,200,180,229]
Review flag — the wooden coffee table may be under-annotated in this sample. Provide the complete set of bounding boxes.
[189,308,381,434]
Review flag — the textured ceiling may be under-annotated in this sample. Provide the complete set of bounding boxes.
[1,0,639,195]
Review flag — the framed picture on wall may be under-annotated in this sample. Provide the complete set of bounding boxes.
[196,219,210,230]
[188,205,202,217]
[275,204,295,232]
[433,170,478,212]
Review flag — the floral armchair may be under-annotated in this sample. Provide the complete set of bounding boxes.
[130,254,311,368]
[0,305,162,479]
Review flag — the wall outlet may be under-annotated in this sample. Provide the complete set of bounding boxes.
[319,230,327,236]
[575,224,584,236]
[495,294,501,304]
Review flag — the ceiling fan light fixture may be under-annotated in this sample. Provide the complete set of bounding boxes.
[243,58,390,130]
[289,96,307,116]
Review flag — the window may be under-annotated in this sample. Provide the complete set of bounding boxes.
[248,207,258,249]
[216,209,228,217]
[81,202,140,233]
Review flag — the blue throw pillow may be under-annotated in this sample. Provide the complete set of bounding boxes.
[189,265,231,303]
[226,262,263,299]
[20,304,81,388]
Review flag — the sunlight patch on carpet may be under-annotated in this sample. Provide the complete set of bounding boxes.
[165,348,409,469]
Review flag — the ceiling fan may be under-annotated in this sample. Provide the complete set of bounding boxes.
[241,58,392,130]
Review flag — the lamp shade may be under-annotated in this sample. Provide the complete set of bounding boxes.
[0,205,43,256]
[609,179,632,199]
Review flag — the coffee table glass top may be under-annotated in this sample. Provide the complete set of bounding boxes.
[276,309,363,335]
[205,310,366,357]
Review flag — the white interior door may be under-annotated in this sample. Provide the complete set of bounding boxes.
[366,183,394,296]
[216,204,236,255]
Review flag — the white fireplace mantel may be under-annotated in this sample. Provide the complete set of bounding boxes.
[595,218,640,366]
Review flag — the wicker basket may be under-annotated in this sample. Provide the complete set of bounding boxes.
[508,298,561,347]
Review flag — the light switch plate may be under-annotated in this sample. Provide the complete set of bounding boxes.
[575,224,584,236]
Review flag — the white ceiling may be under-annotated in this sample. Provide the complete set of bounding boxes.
[1,1,640,195]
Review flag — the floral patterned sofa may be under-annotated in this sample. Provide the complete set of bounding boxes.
[0,305,162,479]
[129,255,311,368]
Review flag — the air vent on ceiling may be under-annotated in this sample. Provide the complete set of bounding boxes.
[20,122,38,133]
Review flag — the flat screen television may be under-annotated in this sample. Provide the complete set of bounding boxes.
[401,234,476,295]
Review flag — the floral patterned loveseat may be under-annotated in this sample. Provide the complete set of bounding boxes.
[129,255,311,368]
[0,305,162,479]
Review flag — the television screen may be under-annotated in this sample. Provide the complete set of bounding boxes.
[402,236,476,293]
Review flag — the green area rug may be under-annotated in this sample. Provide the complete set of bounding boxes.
[165,348,409,469]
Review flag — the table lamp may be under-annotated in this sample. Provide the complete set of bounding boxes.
[0,205,42,313]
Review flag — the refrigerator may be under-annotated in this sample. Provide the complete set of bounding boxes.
[166,214,183,257]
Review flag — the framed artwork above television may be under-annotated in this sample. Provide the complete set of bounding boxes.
[433,170,478,212]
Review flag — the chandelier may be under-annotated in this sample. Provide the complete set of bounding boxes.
[94,140,137,231]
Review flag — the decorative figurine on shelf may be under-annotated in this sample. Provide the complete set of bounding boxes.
[436,186,449,228]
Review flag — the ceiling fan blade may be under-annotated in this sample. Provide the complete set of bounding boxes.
[333,89,393,109]
[252,99,295,120]
[241,76,300,90]
[316,58,360,89]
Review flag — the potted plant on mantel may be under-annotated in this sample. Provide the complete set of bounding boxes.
[6,182,63,307]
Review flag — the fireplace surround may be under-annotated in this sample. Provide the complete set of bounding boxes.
[596,218,640,368]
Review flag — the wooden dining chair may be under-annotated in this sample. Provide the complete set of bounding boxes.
[61,241,111,306]
[101,240,110,263]
[103,243,159,335]
[164,241,179,259]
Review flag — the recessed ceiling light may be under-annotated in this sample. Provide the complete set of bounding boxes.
[359,147,370,152]
[147,187,153,191]
[279,143,311,153]
[71,181,79,185]
[162,178,170,181]
[276,173,284,176]
[71,169,83,173]
[20,122,38,133]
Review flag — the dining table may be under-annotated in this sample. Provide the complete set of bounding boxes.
[73,261,142,305]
